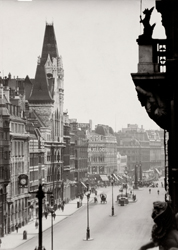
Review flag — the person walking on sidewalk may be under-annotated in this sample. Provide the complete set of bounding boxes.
[61,200,65,212]
[149,188,151,194]
[61,203,64,212]
[52,213,56,220]
[15,223,19,233]
[44,211,48,219]
[157,190,160,195]
[35,220,38,229]
[0,238,2,247]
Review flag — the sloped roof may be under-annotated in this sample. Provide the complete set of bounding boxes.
[95,125,114,136]
[28,23,59,103]
[26,108,46,128]
[28,64,53,103]
[41,23,59,65]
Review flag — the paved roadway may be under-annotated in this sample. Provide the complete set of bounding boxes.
[14,178,165,250]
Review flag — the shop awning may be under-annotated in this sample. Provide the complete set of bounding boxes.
[117,175,123,180]
[112,173,119,181]
[100,175,109,181]
[80,182,87,188]
[155,168,161,175]
[122,174,130,179]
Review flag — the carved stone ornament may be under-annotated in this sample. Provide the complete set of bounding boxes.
[138,7,156,43]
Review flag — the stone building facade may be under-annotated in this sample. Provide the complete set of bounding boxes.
[116,124,164,178]
[0,78,30,234]
[87,124,117,177]
[0,84,10,237]
[26,23,65,206]
[70,119,89,196]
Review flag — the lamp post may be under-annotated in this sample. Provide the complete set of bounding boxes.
[111,179,114,216]
[124,168,128,197]
[50,194,54,250]
[134,164,138,189]
[36,184,45,250]
[31,184,52,250]
[83,183,93,241]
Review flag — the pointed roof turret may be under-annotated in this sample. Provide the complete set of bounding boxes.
[28,23,59,103]
[41,23,59,65]
[28,64,53,103]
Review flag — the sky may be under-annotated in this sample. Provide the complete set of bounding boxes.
[0,0,166,132]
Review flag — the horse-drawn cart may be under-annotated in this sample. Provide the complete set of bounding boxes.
[100,193,107,203]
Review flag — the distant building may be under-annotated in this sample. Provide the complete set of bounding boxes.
[87,124,117,180]
[117,152,127,174]
[116,124,164,178]
[70,119,88,196]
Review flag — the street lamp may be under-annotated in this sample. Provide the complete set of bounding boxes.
[125,170,128,197]
[50,194,55,250]
[34,184,45,250]
[83,184,93,241]
[111,179,114,216]
[134,164,138,189]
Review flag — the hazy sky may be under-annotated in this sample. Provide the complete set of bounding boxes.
[0,0,166,131]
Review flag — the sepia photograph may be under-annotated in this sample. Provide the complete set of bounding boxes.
[0,0,176,249]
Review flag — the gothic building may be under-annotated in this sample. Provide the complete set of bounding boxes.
[26,23,65,206]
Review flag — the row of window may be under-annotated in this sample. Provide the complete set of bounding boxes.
[0,132,9,140]
[0,147,10,160]
[88,156,105,162]
[11,141,24,157]
[0,166,10,180]
[11,122,25,134]
[30,154,44,166]
[88,166,105,174]
[11,161,24,175]
[30,170,45,181]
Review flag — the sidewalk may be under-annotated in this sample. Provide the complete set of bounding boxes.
[1,192,100,250]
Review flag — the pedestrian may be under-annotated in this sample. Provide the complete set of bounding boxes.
[80,194,83,201]
[0,238,2,248]
[35,220,38,229]
[44,211,48,219]
[53,213,56,220]
[157,190,160,195]
[149,188,151,194]
[15,223,19,233]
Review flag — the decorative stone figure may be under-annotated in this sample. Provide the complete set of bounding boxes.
[139,7,156,42]
[135,86,170,131]
[139,201,178,250]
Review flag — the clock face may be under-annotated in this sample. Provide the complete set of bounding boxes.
[20,178,27,185]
